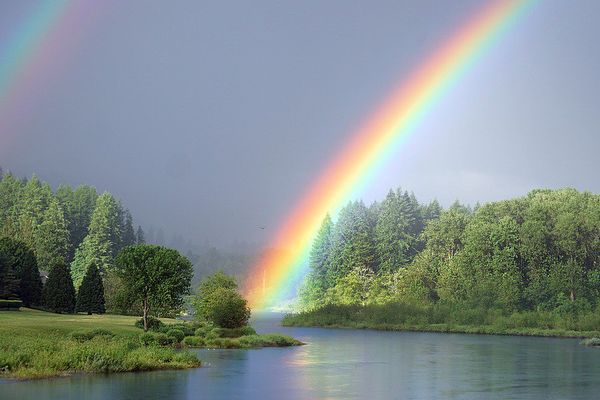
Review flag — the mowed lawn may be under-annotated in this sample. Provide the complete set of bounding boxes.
[0,308,160,336]
[0,309,198,379]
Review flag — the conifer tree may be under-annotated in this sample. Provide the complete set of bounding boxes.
[35,199,70,272]
[42,261,76,313]
[121,209,136,248]
[76,262,106,314]
[71,192,121,287]
[136,225,145,244]
[0,237,42,306]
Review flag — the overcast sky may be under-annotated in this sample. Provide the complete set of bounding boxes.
[1,0,598,247]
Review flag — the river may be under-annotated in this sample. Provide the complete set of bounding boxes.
[2,314,599,399]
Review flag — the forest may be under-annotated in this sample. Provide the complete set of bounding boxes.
[292,187,600,333]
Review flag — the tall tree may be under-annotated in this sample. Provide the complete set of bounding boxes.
[35,199,70,272]
[121,209,136,248]
[76,262,106,314]
[116,244,193,331]
[136,225,145,244]
[42,261,76,313]
[0,237,42,306]
[70,192,121,287]
[326,201,376,286]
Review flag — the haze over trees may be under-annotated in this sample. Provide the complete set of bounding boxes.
[299,188,600,317]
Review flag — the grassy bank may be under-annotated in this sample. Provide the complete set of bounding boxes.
[282,303,600,339]
[0,309,200,380]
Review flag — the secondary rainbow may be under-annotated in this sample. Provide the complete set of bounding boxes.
[244,0,537,310]
[0,1,98,152]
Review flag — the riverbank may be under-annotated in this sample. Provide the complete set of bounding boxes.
[282,303,600,339]
[0,309,200,380]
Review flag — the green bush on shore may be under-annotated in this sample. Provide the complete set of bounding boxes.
[182,336,204,347]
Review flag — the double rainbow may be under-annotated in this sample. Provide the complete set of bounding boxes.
[244,0,537,310]
[0,1,98,151]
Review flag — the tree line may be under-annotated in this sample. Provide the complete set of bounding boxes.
[300,188,600,315]
[0,170,195,318]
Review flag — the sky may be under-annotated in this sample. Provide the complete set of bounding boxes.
[0,0,598,248]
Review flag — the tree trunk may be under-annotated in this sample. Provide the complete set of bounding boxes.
[143,298,149,332]
[570,289,575,302]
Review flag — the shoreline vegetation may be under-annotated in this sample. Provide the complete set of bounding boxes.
[282,303,600,340]
[0,309,200,380]
[0,308,302,380]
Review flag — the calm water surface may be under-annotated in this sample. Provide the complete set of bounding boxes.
[2,315,599,399]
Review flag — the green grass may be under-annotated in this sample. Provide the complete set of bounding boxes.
[282,303,600,339]
[0,308,200,380]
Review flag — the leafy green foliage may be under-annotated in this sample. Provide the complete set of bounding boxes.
[76,262,106,314]
[299,188,600,325]
[116,245,193,331]
[193,272,250,328]
[135,316,164,331]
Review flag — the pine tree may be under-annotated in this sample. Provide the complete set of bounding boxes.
[42,261,76,313]
[299,214,334,308]
[121,209,136,248]
[0,173,25,234]
[375,190,412,273]
[76,262,106,314]
[70,192,121,287]
[0,253,20,300]
[327,201,376,286]
[35,199,70,272]
[136,225,145,244]
[0,237,42,306]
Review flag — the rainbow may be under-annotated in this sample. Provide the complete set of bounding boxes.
[244,0,538,310]
[0,1,98,151]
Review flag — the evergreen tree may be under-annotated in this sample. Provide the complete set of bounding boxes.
[0,252,19,300]
[374,190,412,273]
[136,225,145,244]
[70,192,121,287]
[326,201,376,286]
[76,262,106,314]
[35,199,70,272]
[42,261,76,313]
[121,209,136,248]
[0,172,24,234]
[0,237,42,306]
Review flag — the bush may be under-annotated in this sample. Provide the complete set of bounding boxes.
[0,299,23,310]
[182,336,204,347]
[166,329,185,343]
[154,333,175,346]
[134,316,164,331]
[194,326,213,337]
[581,337,600,347]
[200,287,251,328]
[212,326,257,338]
[69,329,116,342]
[139,332,158,346]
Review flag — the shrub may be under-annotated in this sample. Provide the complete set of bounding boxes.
[200,287,251,328]
[166,329,185,343]
[70,329,115,342]
[212,326,257,338]
[0,299,23,310]
[182,336,204,347]
[134,316,164,331]
[139,332,158,346]
[194,326,214,337]
[154,333,174,346]
[581,337,600,347]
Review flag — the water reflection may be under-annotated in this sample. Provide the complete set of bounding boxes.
[2,320,600,400]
